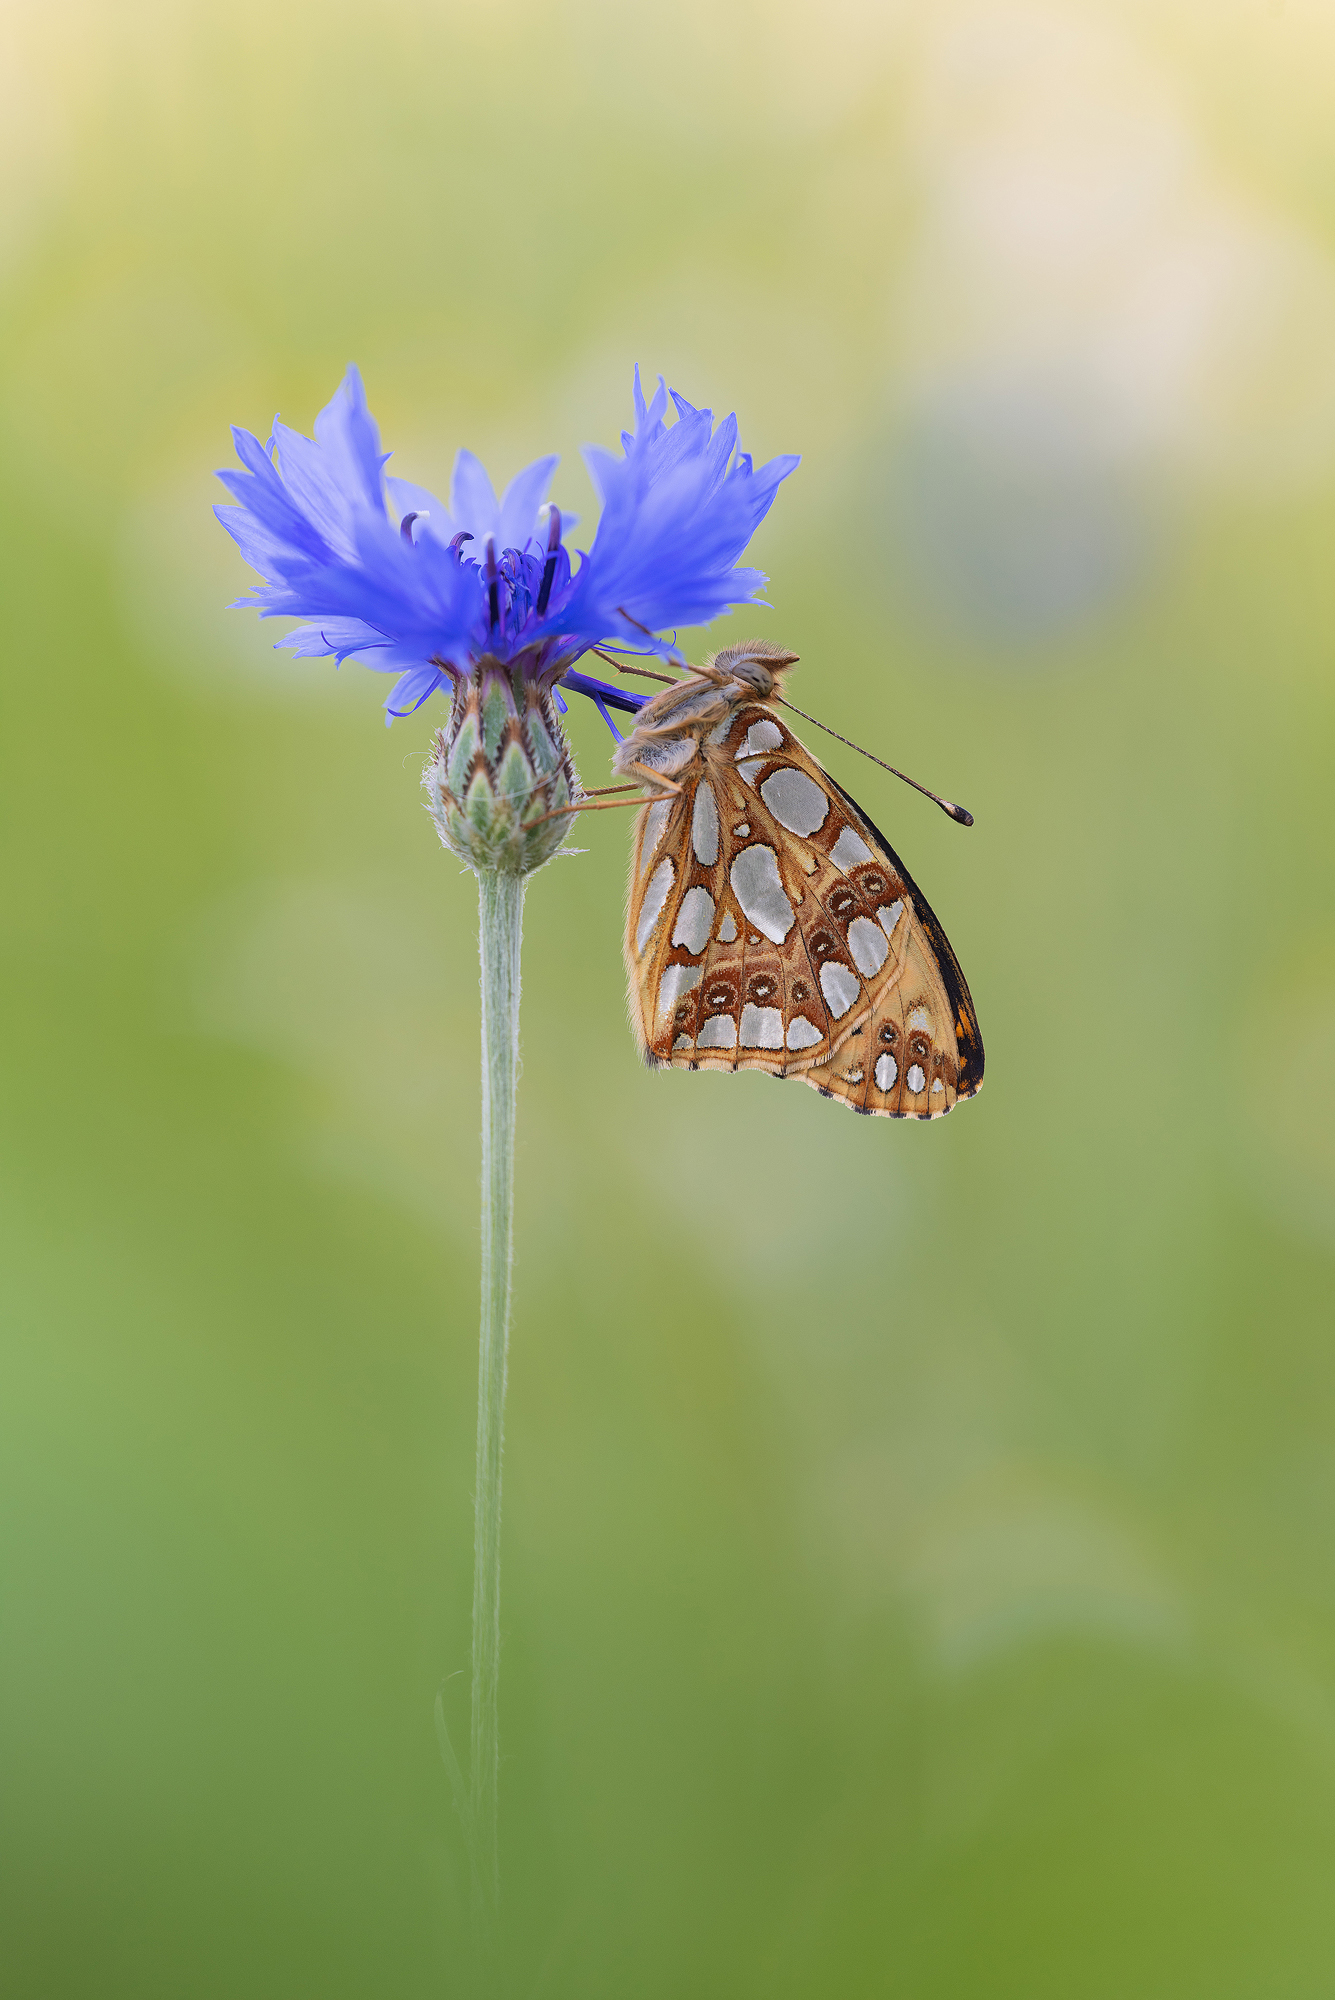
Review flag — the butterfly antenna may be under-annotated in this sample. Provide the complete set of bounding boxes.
[773,697,974,826]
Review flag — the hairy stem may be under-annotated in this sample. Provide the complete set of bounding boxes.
[471,867,525,1932]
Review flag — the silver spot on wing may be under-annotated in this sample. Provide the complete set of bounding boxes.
[636,857,675,954]
[736,719,783,758]
[759,767,828,836]
[638,798,672,878]
[847,916,889,977]
[739,1004,784,1049]
[671,886,714,955]
[830,826,872,871]
[657,962,702,1027]
[819,962,861,1018]
[728,845,795,944]
[691,781,719,866]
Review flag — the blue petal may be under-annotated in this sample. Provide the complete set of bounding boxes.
[385,476,455,545]
[213,499,296,577]
[449,449,501,543]
[549,371,799,654]
[270,420,362,562]
[581,444,623,507]
[496,455,558,554]
[280,617,388,662]
[384,663,449,722]
[217,364,797,718]
[312,366,388,519]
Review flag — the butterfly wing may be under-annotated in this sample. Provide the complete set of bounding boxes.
[626,701,982,1116]
[626,785,699,1057]
[798,780,984,1118]
[627,712,883,1072]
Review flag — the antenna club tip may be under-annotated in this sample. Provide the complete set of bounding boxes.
[951,805,974,827]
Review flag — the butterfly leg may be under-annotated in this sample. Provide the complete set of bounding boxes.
[528,792,659,828]
[624,759,685,794]
[531,758,685,826]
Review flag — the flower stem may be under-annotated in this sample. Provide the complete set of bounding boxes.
[471,866,525,1930]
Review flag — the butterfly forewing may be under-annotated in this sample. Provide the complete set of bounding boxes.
[622,668,983,1119]
[631,707,877,1069]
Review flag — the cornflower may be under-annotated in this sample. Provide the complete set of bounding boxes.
[215,365,797,1943]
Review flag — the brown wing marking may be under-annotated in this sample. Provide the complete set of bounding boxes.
[834,778,985,1104]
[799,778,983,1118]
[624,781,695,1062]
[624,700,982,1119]
[637,703,913,1074]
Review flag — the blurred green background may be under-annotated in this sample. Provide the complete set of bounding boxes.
[5,1,1335,1993]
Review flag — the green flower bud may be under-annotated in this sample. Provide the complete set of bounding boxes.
[425,654,579,876]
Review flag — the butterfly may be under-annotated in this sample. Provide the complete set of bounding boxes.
[606,640,983,1117]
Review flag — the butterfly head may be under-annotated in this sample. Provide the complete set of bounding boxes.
[705,639,801,695]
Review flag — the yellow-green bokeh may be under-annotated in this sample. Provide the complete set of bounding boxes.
[5,2,1335,1993]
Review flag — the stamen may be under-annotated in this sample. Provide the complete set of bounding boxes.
[450,531,474,552]
[592,694,625,741]
[484,536,500,630]
[536,505,561,617]
[399,511,421,544]
[559,668,649,719]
